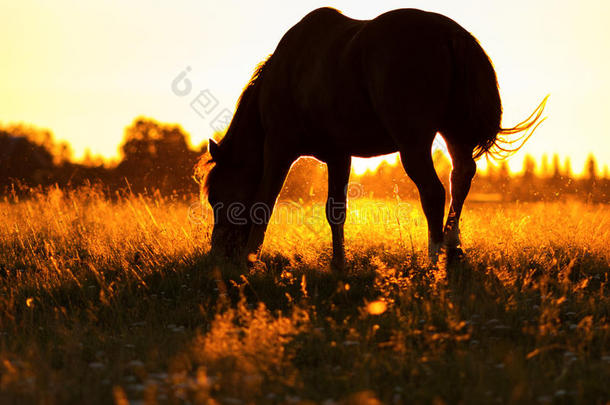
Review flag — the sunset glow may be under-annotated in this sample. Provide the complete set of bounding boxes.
[1,0,609,175]
[1,3,610,402]
[352,136,450,175]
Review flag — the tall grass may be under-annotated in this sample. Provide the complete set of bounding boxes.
[0,188,608,404]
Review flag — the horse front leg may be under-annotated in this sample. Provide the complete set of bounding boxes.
[443,145,476,258]
[326,157,351,272]
[245,155,293,266]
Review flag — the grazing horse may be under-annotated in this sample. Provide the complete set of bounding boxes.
[200,7,546,269]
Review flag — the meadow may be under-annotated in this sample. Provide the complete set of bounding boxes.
[0,187,608,404]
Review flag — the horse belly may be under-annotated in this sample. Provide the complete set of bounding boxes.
[330,116,396,157]
[300,105,397,159]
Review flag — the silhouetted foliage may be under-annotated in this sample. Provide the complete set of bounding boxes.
[1,126,60,188]
[116,117,203,194]
[0,119,204,197]
[471,153,609,203]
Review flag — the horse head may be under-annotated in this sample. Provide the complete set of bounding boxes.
[203,139,260,261]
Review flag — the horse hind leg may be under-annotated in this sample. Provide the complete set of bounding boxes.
[398,136,445,263]
[443,140,476,257]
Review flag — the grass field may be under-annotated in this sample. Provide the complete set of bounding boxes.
[0,187,609,404]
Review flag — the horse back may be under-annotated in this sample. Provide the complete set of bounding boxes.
[259,8,379,157]
[258,8,498,158]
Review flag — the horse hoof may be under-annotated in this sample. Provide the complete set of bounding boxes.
[247,259,267,273]
[330,258,346,273]
[445,247,465,263]
[428,240,442,265]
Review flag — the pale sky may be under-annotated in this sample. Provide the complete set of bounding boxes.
[1,0,609,175]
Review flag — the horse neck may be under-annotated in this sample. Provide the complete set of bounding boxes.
[224,84,264,175]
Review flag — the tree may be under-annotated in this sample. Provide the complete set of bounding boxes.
[585,154,597,181]
[552,154,561,179]
[116,117,200,194]
[497,160,511,198]
[0,126,58,188]
[562,157,575,195]
[540,154,550,178]
[522,155,536,180]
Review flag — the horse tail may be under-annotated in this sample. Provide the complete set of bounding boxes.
[449,32,548,160]
[487,96,548,159]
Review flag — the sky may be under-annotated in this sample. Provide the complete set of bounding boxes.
[1,0,609,175]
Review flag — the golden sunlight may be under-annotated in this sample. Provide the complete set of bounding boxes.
[352,134,451,175]
[1,3,609,403]
[1,1,608,172]
[352,154,399,175]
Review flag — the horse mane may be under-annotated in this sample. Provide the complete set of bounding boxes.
[197,57,270,194]
[236,58,268,112]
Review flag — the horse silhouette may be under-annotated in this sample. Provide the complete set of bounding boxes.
[202,7,547,269]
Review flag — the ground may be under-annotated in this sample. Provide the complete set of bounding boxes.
[0,187,609,404]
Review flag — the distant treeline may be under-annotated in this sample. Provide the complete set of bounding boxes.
[281,152,610,204]
[1,118,608,203]
[1,118,202,197]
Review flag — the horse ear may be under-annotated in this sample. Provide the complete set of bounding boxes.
[208,139,220,161]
